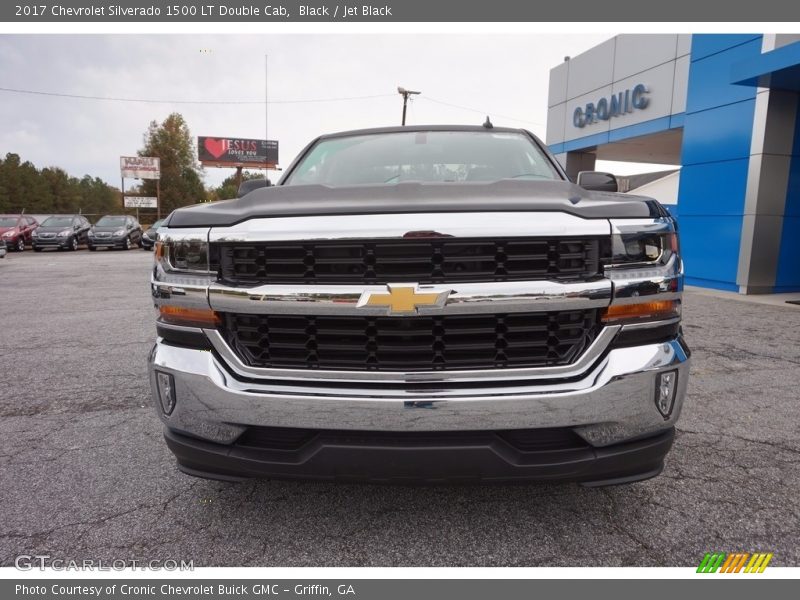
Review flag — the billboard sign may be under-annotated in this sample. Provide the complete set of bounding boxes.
[120,156,160,179]
[198,136,279,167]
[124,196,158,208]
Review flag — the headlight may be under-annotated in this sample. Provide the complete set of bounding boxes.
[88,230,95,237]
[113,229,125,236]
[2,231,13,237]
[157,238,212,273]
[602,218,683,325]
[607,231,677,267]
[57,230,71,237]
[31,231,38,237]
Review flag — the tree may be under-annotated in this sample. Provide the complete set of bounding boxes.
[211,170,265,201]
[137,113,205,214]
[0,152,117,216]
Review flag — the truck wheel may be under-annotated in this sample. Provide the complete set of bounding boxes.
[88,245,97,251]
[16,238,24,252]
[33,246,42,252]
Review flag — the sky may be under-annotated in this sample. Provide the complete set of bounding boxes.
[0,33,667,189]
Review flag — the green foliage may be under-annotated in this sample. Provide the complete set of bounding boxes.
[211,170,265,201]
[0,153,118,216]
[137,113,205,213]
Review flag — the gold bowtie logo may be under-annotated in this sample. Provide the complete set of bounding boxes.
[357,284,451,315]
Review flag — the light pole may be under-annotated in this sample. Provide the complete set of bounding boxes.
[397,86,421,126]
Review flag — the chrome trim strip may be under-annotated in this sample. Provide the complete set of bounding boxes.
[152,280,210,310]
[208,212,610,243]
[620,317,680,331]
[608,253,684,305]
[155,320,206,334]
[207,278,613,315]
[202,325,621,384]
[609,217,675,235]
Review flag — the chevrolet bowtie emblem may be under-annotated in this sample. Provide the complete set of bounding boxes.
[357,284,451,315]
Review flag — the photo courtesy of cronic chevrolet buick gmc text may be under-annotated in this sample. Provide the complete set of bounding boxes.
[88,214,143,250]
[148,125,690,486]
[32,214,91,251]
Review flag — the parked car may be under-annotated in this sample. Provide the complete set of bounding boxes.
[149,124,690,486]
[88,215,143,250]
[0,214,39,251]
[32,215,91,251]
[140,219,164,251]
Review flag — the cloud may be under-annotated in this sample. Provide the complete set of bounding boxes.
[0,33,612,188]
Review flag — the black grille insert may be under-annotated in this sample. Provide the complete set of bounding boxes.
[220,309,600,372]
[235,426,589,452]
[218,237,601,285]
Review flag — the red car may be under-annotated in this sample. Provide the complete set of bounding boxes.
[0,214,39,252]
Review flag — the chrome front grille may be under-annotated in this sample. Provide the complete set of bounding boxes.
[219,309,601,372]
[217,237,602,285]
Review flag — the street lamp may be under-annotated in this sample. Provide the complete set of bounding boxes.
[397,86,421,126]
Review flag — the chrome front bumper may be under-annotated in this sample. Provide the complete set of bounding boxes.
[148,335,690,448]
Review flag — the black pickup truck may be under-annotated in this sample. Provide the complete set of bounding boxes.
[148,125,689,486]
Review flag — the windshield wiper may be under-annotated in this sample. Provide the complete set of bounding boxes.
[507,173,550,180]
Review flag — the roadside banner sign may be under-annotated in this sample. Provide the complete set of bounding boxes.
[198,136,279,168]
[120,156,161,179]
[124,196,158,208]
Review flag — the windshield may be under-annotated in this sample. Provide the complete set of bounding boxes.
[149,220,164,229]
[96,216,127,227]
[42,217,74,228]
[283,130,560,187]
[0,217,18,227]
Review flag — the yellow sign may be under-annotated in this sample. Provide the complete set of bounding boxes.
[357,284,450,315]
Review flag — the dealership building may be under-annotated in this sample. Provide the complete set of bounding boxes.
[547,34,800,293]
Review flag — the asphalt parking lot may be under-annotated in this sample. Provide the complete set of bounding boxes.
[1,248,798,567]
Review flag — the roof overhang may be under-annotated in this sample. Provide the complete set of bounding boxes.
[731,41,800,91]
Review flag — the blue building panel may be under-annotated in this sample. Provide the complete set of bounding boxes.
[731,40,800,91]
[781,104,800,218]
[608,116,673,143]
[676,34,766,291]
[678,215,744,289]
[686,37,762,115]
[690,34,761,63]
[561,131,610,153]
[681,99,756,166]
[775,217,800,291]
[677,159,750,216]
[774,101,800,291]
[550,113,687,157]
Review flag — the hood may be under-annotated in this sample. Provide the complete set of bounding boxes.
[92,226,125,233]
[0,226,18,235]
[37,225,74,233]
[164,179,668,229]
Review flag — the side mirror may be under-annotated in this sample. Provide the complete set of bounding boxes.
[237,178,272,198]
[576,171,618,193]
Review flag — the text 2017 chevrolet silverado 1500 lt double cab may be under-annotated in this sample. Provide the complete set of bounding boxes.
[148,125,690,486]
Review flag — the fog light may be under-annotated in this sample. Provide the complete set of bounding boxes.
[655,370,678,418]
[156,371,176,416]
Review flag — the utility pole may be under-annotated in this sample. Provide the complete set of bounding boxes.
[397,86,421,126]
